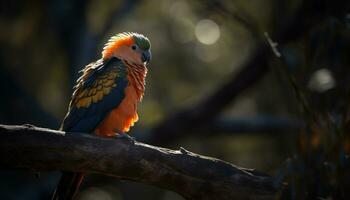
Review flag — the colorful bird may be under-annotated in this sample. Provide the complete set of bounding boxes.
[52,32,151,200]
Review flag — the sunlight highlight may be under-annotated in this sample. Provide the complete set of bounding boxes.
[308,68,336,92]
[195,19,220,45]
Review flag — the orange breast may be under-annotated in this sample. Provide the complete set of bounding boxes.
[94,82,139,137]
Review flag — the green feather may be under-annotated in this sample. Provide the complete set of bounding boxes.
[133,33,151,50]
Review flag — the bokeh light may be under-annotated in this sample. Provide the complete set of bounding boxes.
[195,19,221,45]
[308,68,336,92]
[1,0,349,199]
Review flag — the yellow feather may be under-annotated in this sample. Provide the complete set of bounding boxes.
[76,101,82,108]
[85,97,92,107]
[103,87,111,95]
[104,79,114,87]
[79,97,91,108]
[77,90,87,98]
[112,72,118,78]
[80,98,87,107]
[92,93,99,103]
[76,98,85,108]
[96,91,104,101]
[98,79,104,85]
[87,89,94,96]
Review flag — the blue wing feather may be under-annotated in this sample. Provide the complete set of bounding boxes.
[61,57,128,133]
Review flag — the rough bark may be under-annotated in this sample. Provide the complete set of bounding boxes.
[0,124,277,200]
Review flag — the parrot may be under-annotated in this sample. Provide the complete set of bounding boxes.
[51,32,151,200]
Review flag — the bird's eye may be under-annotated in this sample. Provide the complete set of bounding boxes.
[131,45,137,50]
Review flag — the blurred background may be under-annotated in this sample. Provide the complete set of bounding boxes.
[0,0,349,199]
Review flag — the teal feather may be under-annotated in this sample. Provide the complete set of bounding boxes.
[132,33,151,50]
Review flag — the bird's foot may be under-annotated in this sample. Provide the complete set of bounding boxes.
[115,131,135,144]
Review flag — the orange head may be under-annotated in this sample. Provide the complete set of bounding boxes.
[102,32,151,65]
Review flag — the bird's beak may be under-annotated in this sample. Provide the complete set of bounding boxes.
[141,49,152,64]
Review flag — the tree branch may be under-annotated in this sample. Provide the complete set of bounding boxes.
[0,124,276,200]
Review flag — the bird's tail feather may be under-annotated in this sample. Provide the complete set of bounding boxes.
[52,172,84,200]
